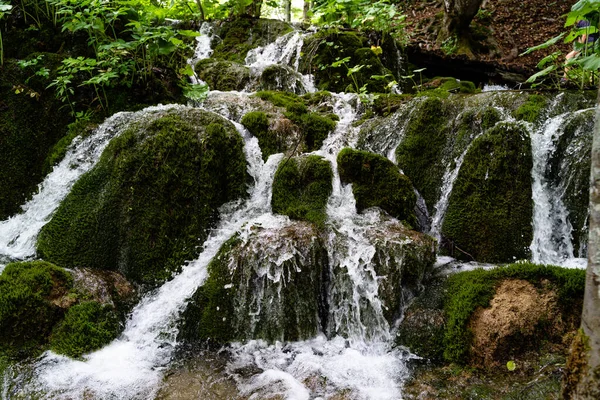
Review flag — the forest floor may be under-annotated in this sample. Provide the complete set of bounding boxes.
[399,0,574,83]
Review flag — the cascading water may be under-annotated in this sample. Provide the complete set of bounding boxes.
[245,30,316,93]
[188,22,215,85]
[17,124,286,399]
[529,107,593,268]
[0,104,184,271]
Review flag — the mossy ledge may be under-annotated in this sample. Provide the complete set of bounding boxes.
[397,262,584,368]
[37,108,250,287]
[337,148,417,227]
[441,122,533,262]
[272,155,333,227]
[0,261,72,358]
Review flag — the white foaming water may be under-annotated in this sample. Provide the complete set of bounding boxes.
[245,30,316,93]
[231,336,413,400]
[29,124,285,400]
[188,22,214,85]
[0,104,183,261]
[530,108,592,267]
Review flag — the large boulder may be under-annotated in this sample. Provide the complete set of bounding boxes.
[194,59,250,92]
[272,155,333,227]
[337,148,417,227]
[442,122,533,262]
[179,220,329,344]
[0,261,134,359]
[37,108,250,286]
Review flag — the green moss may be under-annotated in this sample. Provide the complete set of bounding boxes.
[338,148,416,226]
[272,155,333,227]
[50,301,120,358]
[178,237,239,344]
[241,111,273,161]
[481,107,501,131]
[253,91,336,152]
[442,122,533,262]
[194,58,250,92]
[0,261,73,358]
[443,263,585,364]
[37,109,249,286]
[42,119,96,176]
[395,97,449,213]
[211,18,293,64]
[513,94,548,123]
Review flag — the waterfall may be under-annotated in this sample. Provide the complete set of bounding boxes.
[25,124,285,400]
[188,22,214,85]
[529,108,593,267]
[245,30,316,94]
[0,104,184,270]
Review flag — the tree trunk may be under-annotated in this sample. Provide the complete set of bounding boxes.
[195,0,205,21]
[563,88,600,399]
[303,0,310,23]
[284,0,291,22]
[439,0,484,42]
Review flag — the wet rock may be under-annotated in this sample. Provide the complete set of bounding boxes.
[338,148,417,227]
[37,108,250,286]
[179,220,329,344]
[442,122,533,262]
[195,58,250,92]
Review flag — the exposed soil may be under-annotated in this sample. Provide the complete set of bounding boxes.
[468,279,561,368]
[400,0,574,85]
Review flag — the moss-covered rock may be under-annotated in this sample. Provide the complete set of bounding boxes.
[397,263,584,370]
[194,58,250,92]
[0,261,73,358]
[442,122,533,262]
[211,17,293,64]
[395,97,450,213]
[37,108,250,286]
[49,301,120,358]
[337,148,417,226]
[443,263,584,366]
[241,110,297,161]
[179,221,329,344]
[0,55,73,220]
[251,91,337,152]
[513,93,548,123]
[272,155,333,227]
[259,64,308,94]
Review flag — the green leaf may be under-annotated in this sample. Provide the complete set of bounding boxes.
[525,65,557,83]
[579,54,600,70]
[178,30,201,37]
[506,360,516,371]
[520,33,565,56]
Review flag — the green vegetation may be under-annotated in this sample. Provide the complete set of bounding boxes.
[513,94,548,123]
[50,301,120,358]
[253,91,337,152]
[0,55,73,220]
[442,122,533,262]
[194,59,250,92]
[272,155,333,227]
[395,97,449,213]
[443,263,585,364]
[37,109,249,286]
[0,261,72,358]
[337,148,416,226]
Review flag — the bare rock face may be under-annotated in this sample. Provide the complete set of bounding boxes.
[468,279,561,368]
[71,268,136,307]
